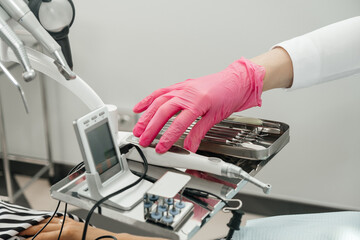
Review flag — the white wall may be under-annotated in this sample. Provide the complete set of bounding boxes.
[1,0,359,210]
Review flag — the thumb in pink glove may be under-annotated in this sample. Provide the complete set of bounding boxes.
[133,57,265,153]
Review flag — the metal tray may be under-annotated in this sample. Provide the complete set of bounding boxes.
[159,115,290,160]
[50,154,275,239]
[50,116,289,239]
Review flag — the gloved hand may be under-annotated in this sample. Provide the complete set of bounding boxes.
[133,57,265,153]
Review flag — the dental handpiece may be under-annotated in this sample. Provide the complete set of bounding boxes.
[120,132,271,194]
[0,0,76,80]
[0,8,35,81]
[0,61,29,113]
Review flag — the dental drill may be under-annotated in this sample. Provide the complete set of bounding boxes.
[0,0,77,113]
[28,0,75,69]
[0,60,29,112]
[0,0,76,80]
[121,132,272,194]
[0,7,32,112]
[0,7,35,82]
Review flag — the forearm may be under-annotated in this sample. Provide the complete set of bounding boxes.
[251,47,293,91]
[270,16,360,89]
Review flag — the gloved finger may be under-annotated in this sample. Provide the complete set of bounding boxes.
[134,88,190,137]
[183,112,218,152]
[138,99,183,147]
[133,88,171,113]
[155,109,198,153]
[133,82,186,113]
[133,95,172,137]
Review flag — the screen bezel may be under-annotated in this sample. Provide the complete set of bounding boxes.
[74,107,124,185]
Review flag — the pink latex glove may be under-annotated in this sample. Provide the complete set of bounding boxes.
[133,57,265,153]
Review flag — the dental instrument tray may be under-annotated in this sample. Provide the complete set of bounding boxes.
[159,115,289,160]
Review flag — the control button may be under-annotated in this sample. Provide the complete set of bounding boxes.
[84,120,89,125]
[91,116,97,120]
[99,111,105,116]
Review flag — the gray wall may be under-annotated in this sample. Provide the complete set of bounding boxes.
[1,0,359,210]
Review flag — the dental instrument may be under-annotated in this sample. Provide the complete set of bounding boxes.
[28,0,75,69]
[122,132,272,194]
[0,0,75,80]
[0,60,29,112]
[0,7,35,82]
[160,116,290,160]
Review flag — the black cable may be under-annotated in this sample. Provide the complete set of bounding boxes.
[27,161,85,239]
[130,169,157,183]
[54,162,85,239]
[95,236,118,240]
[70,161,85,173]
[31,201,61,240]
[187,187,243,240]
[81,144,148,240]
[33,162,82,239]
[225,210,244,240]
[183,188,209,198]
[182,191,211,210]
[185,187,230,207]
[226,229,235,240]
[57,203,67,240]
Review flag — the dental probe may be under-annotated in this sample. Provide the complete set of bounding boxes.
[120,132,271,194]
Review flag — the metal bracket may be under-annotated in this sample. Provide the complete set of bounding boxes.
[222,199,243,213]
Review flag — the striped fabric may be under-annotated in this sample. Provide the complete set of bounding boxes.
[0,201,82,240]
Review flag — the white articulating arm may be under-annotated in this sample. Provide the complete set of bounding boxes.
[5,46,105,111]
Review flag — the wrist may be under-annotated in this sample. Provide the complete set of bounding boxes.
[251,47,293,91]
[227,57,265,111]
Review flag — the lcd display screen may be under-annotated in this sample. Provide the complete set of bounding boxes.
[86,121,119,175]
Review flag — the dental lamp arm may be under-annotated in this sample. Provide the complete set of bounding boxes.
[0,0,75,80]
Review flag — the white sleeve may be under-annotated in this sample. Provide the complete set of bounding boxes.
[274,16,360,90]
